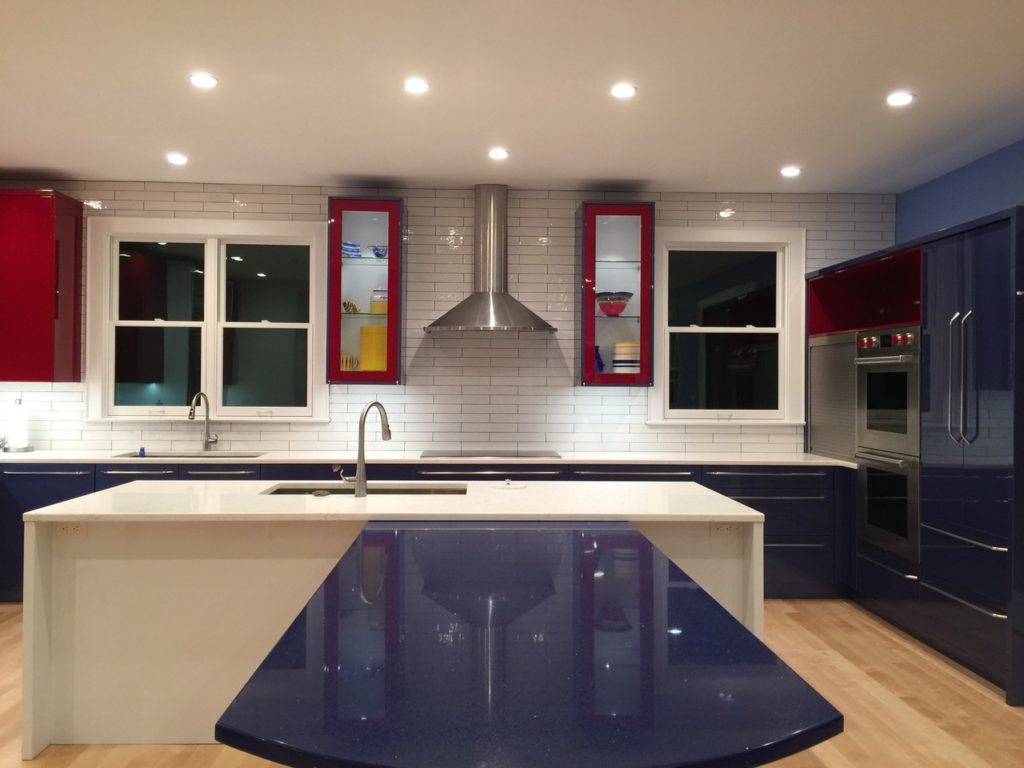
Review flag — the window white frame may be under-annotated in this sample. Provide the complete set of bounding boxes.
[86,217,328,422]
[648,227,806,425]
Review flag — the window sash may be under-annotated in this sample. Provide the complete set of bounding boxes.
[650,228,806,425]
[89,218,326,422]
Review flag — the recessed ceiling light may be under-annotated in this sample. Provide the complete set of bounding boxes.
[886,90,915,107]
[166,152,188,166]
[610,82,637,99]
[780,165,801,178]
[157,242,167,245]
[256,272,267,278]
[404,77,430,94]
[189,71,218,89]
[488,147,509,161]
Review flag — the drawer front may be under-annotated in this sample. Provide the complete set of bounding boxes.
[412,464,567,481]
[920,524,1010,610]
[179,464,260,480]
[917,581,1009,687]
[569,465,697,481]
[95,464,178,490]
[260,464,412,481]
[701,466,832,493]
[764,537,837,598]
[854,552,922,633]
[726,496,832,537]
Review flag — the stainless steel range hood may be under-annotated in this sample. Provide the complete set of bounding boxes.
[424,184,556,333]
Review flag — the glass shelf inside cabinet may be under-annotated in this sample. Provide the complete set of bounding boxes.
[341,257,389,265]
[595,259,641,269]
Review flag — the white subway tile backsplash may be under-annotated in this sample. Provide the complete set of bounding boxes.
[2,178,893,454]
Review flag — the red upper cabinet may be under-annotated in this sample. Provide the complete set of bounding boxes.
[580,202,654,385]
[0,190,83,381]
[327,197,402,383]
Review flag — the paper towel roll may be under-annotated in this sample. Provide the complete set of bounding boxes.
[6,398,30,451]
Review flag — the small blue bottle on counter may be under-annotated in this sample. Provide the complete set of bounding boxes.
[138,447,146,457]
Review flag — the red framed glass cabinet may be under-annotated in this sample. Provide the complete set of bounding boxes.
[580,201,654,385]
[327,197,402,383]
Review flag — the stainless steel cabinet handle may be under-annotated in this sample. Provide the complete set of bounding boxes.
[416,470,562,477]
[947,311,962,443]
[731,495,827,501]
[572,470,694,477]
[765,543,828,549]
[920,523,1009,553]
[183,470,257,476]
[960,310,975,444]
[705,471,827,478]
[101,470,176,476]
[854,355,915,365]
[856,553,918,580]
[854,452,906,468]
[1,470,91,476]
[919,581,1007,620]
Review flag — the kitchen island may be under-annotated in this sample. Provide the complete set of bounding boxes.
[21,479,764,758]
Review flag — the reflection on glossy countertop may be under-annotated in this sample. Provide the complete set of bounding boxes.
[216,522,842,768]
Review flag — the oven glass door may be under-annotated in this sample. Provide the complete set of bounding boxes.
[856,453,920,564]
[856,360,919,456]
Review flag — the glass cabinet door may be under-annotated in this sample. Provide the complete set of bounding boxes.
[580,202,654,385]
[328,197,402,383]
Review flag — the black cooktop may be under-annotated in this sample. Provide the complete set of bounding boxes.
[419,449,562,459]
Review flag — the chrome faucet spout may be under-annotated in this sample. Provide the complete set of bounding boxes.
[348,401,392,497]
[188,392,219,451]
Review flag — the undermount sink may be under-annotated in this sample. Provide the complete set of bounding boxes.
[264,481,468,496]
[113,451,265,459]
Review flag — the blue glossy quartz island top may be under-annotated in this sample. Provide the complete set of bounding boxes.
[216,522,841,768]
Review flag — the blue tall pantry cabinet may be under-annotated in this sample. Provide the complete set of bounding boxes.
[916,209,1023,704]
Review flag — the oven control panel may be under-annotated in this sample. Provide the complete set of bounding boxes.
[856,326,918,354]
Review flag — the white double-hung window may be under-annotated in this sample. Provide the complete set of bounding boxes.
[649,227,806,424]
[86,218,327,421]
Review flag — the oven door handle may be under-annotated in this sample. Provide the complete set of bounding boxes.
[961,310,976,444]
[853,355,915,365]
[855,451,907,469]
[947,311,962,443]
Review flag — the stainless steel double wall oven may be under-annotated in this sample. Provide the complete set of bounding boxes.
[854,326,921,563]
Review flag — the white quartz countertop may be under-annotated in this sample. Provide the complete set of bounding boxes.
[22,479,766,524]
[0,449,856,469]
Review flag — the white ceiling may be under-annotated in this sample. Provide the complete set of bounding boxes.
[3,0,1024,193]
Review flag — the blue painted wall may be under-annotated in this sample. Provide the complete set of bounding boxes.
[896,139,1024,242]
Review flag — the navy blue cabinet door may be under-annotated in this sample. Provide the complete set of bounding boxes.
[0,464,95,601]
[919,219,1014,691]
[95,464,178,490]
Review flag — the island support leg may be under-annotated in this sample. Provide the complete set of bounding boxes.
[632,520,764,637]
[22,519,367,757]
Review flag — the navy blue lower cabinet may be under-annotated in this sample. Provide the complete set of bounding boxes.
[179,464,260,481]
[765,537,836,598]
[700,466,841,597]
[568,465,697,481]
[411,464,567,482]
[917,580,1009,688]
[0,464,95,601]
[95,464,177,490]
[853,548,923,632]
[260,463,412,481]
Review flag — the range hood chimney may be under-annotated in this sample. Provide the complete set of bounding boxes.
[424,184,556,333]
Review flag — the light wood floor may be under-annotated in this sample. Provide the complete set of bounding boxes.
[2,599,1023,767]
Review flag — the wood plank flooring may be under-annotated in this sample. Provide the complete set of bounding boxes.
[2,599,1022,767]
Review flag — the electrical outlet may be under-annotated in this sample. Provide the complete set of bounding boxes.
[709,522,736,535]
[57,522,85,537]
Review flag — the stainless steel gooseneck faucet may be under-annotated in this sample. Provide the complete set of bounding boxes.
[338,400,392,497]
[187,392,218,451]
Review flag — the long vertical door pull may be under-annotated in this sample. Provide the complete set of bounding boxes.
[947,311,962,443]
